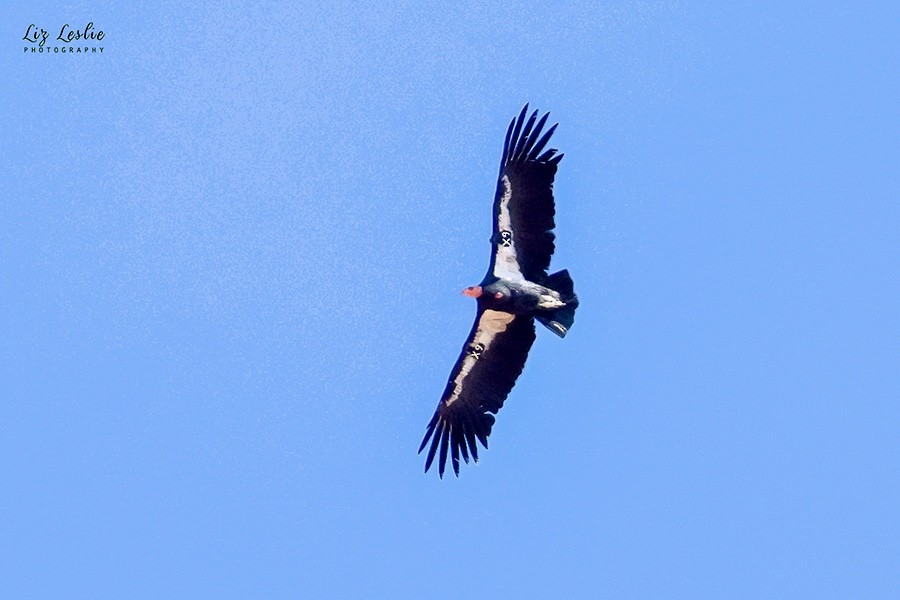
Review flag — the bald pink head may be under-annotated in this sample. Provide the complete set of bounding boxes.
[461,285,483,298]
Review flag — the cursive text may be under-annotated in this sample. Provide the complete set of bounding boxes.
[22,24,49,48]
[57,22,105,43]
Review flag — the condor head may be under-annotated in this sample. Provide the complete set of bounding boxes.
[462,284,508,302]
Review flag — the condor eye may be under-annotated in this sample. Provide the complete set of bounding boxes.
[494,292,504,299]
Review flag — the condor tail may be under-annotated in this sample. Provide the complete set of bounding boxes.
[537,269,579,338]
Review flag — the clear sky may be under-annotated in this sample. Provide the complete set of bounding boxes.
[2,2,898,598]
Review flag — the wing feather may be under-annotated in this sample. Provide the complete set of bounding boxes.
[500,117,515,165]
[527,121,555,161]
[463,420,478,462]
[419,309,536,477]
[508,105,528,160]
[423,413,441,472]
[512,109,539,160]
[438,425,450,478]
[458,429,470,464]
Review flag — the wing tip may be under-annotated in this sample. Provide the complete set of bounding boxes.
[504,104,560,166]
[420,409,497,477]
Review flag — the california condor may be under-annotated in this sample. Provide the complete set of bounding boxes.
[419,105,579,477]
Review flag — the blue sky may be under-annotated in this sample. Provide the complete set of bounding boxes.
[2,2,897,598]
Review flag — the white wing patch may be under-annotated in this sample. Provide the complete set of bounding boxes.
[493,175,525,282]
[444,310,516,407]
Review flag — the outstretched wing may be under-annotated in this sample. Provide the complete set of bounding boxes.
[489,104,564,284]
[419,309,536,477]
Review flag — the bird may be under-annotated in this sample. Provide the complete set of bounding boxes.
[419,104,579,477]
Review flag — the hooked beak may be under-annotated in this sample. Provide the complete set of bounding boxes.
[461,285,483,298]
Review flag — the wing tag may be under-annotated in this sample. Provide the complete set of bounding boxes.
[466,343,485,359]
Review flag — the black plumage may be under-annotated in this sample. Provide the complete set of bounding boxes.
[489,106,563,284]
[420,312,536,477]
[419,105,578,477]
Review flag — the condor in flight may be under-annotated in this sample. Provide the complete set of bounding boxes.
[419,105,579,477]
